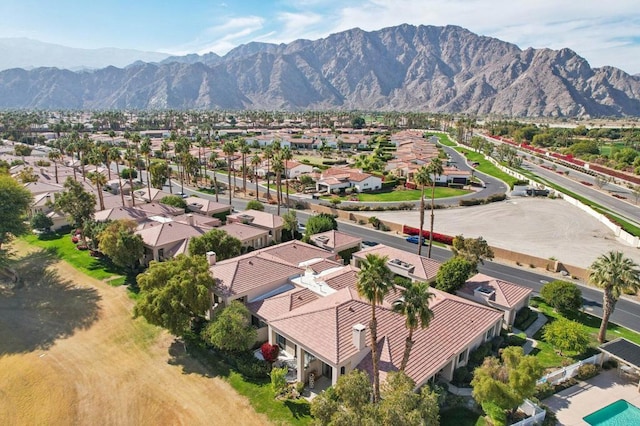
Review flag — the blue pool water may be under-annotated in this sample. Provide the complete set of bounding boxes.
[583,400,640,425]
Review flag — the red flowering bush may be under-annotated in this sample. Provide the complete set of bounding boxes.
[261,342,280,363]
[402,225,454,245]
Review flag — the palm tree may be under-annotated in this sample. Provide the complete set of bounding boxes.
[223,141,237,205]
[140,137,152,200]
[262,145,273,200]
[589,251,640,343]
[109,147,125,207]
[88,171,107,211]
[272,154,284,215]
[426,157,444,258]
[66,137,78,181]
[392,282,434,371]
[281,146,293,210]
[413,166,431,256]
[251,154,262,201]
[131,132,142,183]
[240,139,251,195]
[160,139,173,194]
[47,149,62,184]
[125,148,137,207]
[209,151,220,202]
[356,253,394,403]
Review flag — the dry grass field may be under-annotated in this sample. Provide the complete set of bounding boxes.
[0,241,268,426]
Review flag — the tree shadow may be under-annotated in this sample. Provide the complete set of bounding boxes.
[284,399,311,419]
[0,249,102,355]
[167,338,230,378]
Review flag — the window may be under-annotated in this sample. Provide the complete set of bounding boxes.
[158,248,164,260]
[486,327,495,341]
[276,334,287,350]
[458,349,467,365]
[251,315,266,329]
[340,366,345,375]
[304,351,316,368]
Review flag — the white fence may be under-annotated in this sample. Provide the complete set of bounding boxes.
[536,353,602,386]
[512,399,546,426]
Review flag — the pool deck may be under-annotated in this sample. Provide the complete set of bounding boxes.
[543,369,640,425]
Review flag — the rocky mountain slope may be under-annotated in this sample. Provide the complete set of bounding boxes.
[0,25,638,117]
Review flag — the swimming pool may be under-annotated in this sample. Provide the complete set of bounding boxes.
[583,399,640,425]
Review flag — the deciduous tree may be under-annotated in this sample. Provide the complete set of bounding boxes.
[98,219,144,272]
[434,257,475,293]
[540,280,583,312]
[0,175,32,249]
[54,177,96,230]
[543,318,590,355]
[188,228,242,260]
[452,235,494,270]
[202,301,256,352]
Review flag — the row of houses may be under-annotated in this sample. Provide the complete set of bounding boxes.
[208,235,532,390]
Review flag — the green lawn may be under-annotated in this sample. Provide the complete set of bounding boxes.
[454,147,519,187]
[21,232,126,284]
[327,187,469,202]
[440,407,486,426]
[426,132,458,147]
[188,341,312,425]
[529,297,640,368]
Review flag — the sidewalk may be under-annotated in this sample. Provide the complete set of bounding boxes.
[513,310,547,355]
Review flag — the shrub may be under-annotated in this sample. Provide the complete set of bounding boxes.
[295,381,306,395]
[270,367,288,395]
[576,364,599,381]
[459,198,485,206]
[246,200,265,211]
[505,334,527,347]
[487,193,507,203]
[469,342,492,367]
[540,280,583,312]
[482,401,506,426]
[602,359,618,370]
[235,353,270,379]
[451,366,472,387]
[513,306,536,330]
[260,342,279,363]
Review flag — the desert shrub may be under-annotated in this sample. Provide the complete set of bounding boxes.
[576,364,599,381]
[235,354,270,379]
[459,198,485,206]
[469,342,493,367]
[487,193,507,203]
[451,366,473,387]
[602,359,618,370]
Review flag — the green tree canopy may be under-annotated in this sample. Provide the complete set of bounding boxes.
[159,195,187,209]
[54,177,96,229]
[0,175,33,248]
[471,346,543,414]
[245,200,264,211]
[30,211,53,232]
[98,219,144,272]
[188,228,242,260]
[543,318,590,355]
[540,280,583,312]
[134,254,214,336]
[452,235,494,269]
[302,213,337,242]
[281,210,298,241]
[202,301,256,352]
[149,161,171,189]
[379,372,440,426]
[434,257,475,293]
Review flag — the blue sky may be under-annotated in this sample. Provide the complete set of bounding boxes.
[1,0,639,74]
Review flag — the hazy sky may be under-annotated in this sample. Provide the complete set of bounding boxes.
[1,0,639,74]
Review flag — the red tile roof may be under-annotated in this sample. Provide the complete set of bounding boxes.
[459,273,532,309]
[353,244,441,282]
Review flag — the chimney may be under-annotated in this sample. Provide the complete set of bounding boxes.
[186,213,194,226]
[206,251,217,266]
[352,324,366,351]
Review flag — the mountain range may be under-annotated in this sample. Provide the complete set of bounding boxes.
[0,25,639,117]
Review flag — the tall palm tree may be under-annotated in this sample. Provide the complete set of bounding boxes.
[66,137,78,181]
[125,148,137,207]
[140,137,152,200]
[223,141,237,206]
[131,133,142,183]
[262,145,273,201]
[160,139,172,194]
[392,282,434,371]
[78,133,91,182]
[88,171,107,211]
[426,157,444,258]
[272,154,284,215]
[251,154,262,201]
[356,253,394,403]
[109,147,125,207]
[240,139,251,195]
[281,146,293,210]
[47,149,62,184]
[413,166,431,256]
[589,251,640,343]
[209,151,220,202]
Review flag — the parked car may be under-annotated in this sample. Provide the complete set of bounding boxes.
[406,235,427,245]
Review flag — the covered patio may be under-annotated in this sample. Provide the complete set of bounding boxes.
[599,338,640,390]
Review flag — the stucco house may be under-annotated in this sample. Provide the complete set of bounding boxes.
[309,230,362,260]
[316,168,382,193]
[352,244,440,284]
[218,222,270,251]
[457,273,532,328]
[226,209,284,243]
[184,197,232,216]
[136,221,211,264]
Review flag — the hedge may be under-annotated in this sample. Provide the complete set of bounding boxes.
[403,225,454,245]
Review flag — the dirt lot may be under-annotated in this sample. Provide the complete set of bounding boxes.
[366,197,640,269]
[0,241,268,426]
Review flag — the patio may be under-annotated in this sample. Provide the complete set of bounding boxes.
[543,369,640,425]
[253,348,298,382]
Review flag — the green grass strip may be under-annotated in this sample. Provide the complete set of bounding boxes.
[454,147,519,187]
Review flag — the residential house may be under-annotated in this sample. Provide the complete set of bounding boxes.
[352,244,440,284]
[226,209,284,243]
[284,161,313,179]
[309,230,362,261]
[316,168,382,194]
[132,187,173,203]
[218,222,270,251]
[184,196,232,217]
[457,273,532,328]
[136,221,210,265]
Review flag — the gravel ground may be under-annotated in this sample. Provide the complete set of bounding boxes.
[365,197,640,269]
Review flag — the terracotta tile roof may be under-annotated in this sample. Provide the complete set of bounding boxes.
[94,206,150,222]
[308,259,344,274]
[135,202,184,216]
[135,221,209,247]
[227,209,284,229]
[310,230,362,251]
[459,273,532,309]
[219,223,269,242]
[321,265,360,291]
[23,181,65,195]
[184,197,231,214]
[212,256,303,299]
[353,244,441,282]
[247,288,320,322]
[172,213,221,228]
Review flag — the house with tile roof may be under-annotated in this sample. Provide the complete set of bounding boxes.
[226,209,284,243]
[218,222,270,251]
[457,273,532,328]
[310,230,362,261]
[136,221,211,264]
[351,244,441,284]
[316,167,382,194]
[184,197,232,216]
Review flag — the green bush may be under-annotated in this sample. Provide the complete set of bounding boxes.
[505,334,527,347]
[295,381,306,395]
[576,364,599,381]
[459,198,485,206]
[234,353,270,378]
[602,359,618,370]
[513,306,537,330]
[451,366,472,387]
[482,401,506,426]
[540,280,583,312]
[487,193,507,203]
[271,367,288,395]
[469,342,492,367]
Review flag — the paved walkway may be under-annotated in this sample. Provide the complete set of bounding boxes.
[513,311,547,355]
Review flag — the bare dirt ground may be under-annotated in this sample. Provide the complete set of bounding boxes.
[366,197,640,269]
[0,241,268,426]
